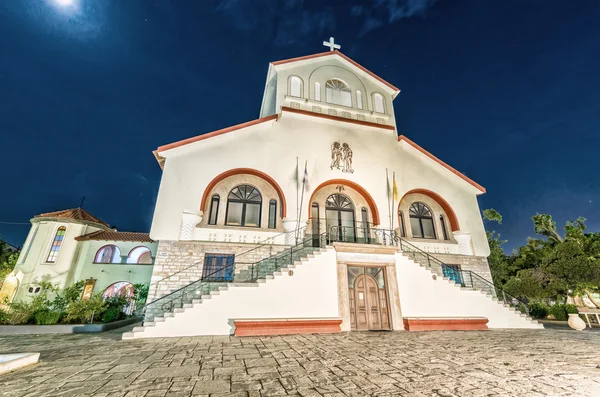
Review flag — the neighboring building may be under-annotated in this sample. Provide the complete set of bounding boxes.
[125,48,542,339]
[0,208,156,305]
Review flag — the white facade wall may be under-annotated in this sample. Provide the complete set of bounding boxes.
[395,253,540,329]
[12,220,104,301]
[139,248,339,338]
[151,111,488,256]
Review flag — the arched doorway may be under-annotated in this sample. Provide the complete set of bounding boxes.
[348,268,390,331]
[326,193,355,242]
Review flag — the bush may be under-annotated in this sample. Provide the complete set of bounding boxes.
[64,294,106,324]
[3,301,35,325]
[102,306,123,323]
[528,302,548,319]
[34,311,61,325]
[548,304,579,321]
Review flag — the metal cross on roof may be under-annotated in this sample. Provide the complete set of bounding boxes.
[323,37,341,51]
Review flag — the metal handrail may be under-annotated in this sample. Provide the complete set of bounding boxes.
[138,231,327,321]
[147,225,307,299]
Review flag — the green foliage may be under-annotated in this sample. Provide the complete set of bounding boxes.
[34,311,61,325]
[64,293,106,324]
[3,301,35,325]
[0,237,19,281]
[548,304,578,321]
[51,281,84,313]
[527,302,548,319]
[102,306,123,323]
[133,283,149,311]
[482,209,503,224]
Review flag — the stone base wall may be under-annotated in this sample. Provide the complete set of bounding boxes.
[430,253,493,284]
[148,240,289,302]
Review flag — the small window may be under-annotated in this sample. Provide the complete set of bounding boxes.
[314,82,321,101]
[289,76,302,98]
[268,200,277,229]
[409,202,436,239]
[208,194,219,225]
[373,93,385,113]
[440,215,449,241]
[95,245,121,263]
[399,210,406,237]
[356,90,363,109]
[326,79,352,107]
[202,254,235,282]
[46,226,66,263]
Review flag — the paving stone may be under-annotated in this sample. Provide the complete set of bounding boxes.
[191,379,230,394]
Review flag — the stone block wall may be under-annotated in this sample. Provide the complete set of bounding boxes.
[431,253,493,284]
[147,240,289,302]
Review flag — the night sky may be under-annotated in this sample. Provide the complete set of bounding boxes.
[1,0,599,252]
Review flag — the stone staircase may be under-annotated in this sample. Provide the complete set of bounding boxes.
[401,250,543,329]
[123,243,330,340]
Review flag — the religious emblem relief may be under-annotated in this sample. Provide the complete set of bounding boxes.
[356,114,366,121]
[330,141,354,174]
[341,111,352,119]
[290,101,301,109]
[312,105,322,113]
[328,109,337,116]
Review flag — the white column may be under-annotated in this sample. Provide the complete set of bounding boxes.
[179,211,202,241]
[282,219,305,245]
[453,232,474,255]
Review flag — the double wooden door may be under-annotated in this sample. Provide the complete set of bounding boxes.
[349,270,390,331]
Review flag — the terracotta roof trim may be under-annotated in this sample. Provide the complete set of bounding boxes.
[156,114,278,153]
[75,230,154,242]
[271,51,400,92]
[35,208,110,227]
[398,135,486,193]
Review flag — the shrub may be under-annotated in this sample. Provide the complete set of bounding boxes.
[549,304,569,321]
[564,304,578,314]
[528,302,548,319]
[3,301,35,325]
[102,306,123,323]
[34,311,61,325]
[64,294,106,324]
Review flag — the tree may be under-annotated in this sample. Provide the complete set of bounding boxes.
[0,238,19,282]
[482,209,510,286]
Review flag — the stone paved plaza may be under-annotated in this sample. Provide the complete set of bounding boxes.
[1,327,600,397]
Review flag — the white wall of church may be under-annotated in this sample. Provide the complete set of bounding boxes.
[151,110,489,257]
[395,253,540,328]
[138,248,339,337]
[11,220,104,301]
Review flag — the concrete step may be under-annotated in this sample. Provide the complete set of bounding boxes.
[132,326,146,332]
[122,332,135,340]
[174,308,186,313]
[183,303,193,309]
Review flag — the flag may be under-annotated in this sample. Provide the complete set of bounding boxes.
[386,169,391,200]
[302,161,309,190]
[392,172,398,201]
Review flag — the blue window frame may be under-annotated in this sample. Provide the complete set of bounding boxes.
[202,254,235,281]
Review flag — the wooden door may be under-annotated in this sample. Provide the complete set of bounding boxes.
[353,274,389,330]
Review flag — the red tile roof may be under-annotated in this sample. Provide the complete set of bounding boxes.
[75,230,154,242]
[271,51,400,92]
[35,208,110,227]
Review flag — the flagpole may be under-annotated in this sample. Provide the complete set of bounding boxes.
[297,161,308,244]
[391,172,396,232]
[386,168,391,230]
[296,157,299,222]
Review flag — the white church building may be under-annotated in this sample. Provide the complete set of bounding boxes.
[125,44,542,339]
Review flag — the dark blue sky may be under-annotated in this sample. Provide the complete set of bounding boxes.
[1,0,599,251]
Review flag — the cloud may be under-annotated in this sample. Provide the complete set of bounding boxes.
[215,0,439,46]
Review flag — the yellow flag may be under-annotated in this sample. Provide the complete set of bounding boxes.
[392,173,398,201]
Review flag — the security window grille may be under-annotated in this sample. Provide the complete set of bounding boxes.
[202,254,235,282]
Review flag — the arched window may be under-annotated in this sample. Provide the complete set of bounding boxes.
[314,82,321,101]
[409,202,436,239]
[440,215,450,241]
[373,93,385,113]
[95,245,121,263]
[127,247,152,264]
[398,210,406,237]
[46,226,66,263]
[226,185,262,227]
[356,90,363,109]
[326,79,352,107]
[326,193,355,241]
[289,75,302,98]
[268,199,277,229]
[103,281,135,314]
[208,194,219,225]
